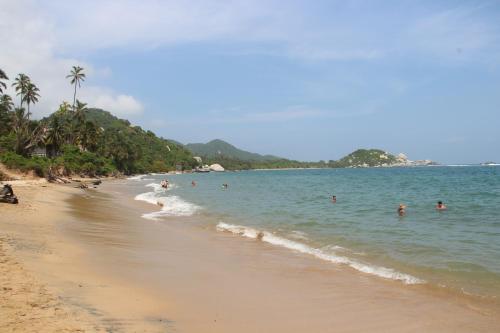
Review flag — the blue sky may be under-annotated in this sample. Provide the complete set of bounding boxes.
[1,0,500,163]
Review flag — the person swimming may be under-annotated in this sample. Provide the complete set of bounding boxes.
[398,204,406,216]
[222,183,228,189]
[332,195,337,203]
[436,201,447,210]
[192,180,196,187]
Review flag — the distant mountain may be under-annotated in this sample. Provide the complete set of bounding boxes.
[185,139,282,161]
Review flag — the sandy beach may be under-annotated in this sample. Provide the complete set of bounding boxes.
[1,179,500,332]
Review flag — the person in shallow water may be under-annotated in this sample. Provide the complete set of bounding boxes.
[331,195,337,203]
[436,201,447,210]
[191,181,196,187]
[398,204,406,216]
[222,183,228,189]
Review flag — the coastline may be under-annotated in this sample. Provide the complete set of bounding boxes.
[1,180,500,332]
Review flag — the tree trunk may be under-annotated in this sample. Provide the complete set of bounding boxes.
[73,84,77,110]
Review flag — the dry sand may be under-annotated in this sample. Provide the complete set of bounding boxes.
[0,181,104,332]
[1,179,500,332]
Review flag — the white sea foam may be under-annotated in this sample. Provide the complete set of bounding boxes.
[135,182,198,220]
[216,222,424,285]
[142,196,200,220]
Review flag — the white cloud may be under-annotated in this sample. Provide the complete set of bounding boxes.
[93,94,144,116]
[0,0,144,118]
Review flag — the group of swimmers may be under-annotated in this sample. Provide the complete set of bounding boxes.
[397,201,447,216]
[331,195,447,216]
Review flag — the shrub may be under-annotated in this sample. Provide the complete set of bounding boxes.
[0,152,50,177]
[0,133,16,153]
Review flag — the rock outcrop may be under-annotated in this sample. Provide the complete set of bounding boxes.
[209,164,225,172]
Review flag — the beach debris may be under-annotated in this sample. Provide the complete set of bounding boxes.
[46,169,71,184]
[0,184,19,204]
[77,183,88,189]
[92,179,102,186]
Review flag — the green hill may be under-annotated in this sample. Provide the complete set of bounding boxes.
[78,108,197,173]
[333,149,398,167]
[186,139,282,161]
[0,108,198,176]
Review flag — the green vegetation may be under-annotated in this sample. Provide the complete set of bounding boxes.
[332,149,398,167]
[185,140,403,170]
[199,155,325,170]
[0,67,197,177]
[186,139,282,162]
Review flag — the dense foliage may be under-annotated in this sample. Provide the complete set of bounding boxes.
[0,67,197,177]
[332,149,398,167]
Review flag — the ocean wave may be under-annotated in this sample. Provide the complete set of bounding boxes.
[288,230,309,241]
[216,222,424,285]
[135,182,199,220]
[142,196,200,220]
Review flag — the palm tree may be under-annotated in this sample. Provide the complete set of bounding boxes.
[12,73,30,107]
[22,81,40,119]
[74,100,87,125]
[0,68,8,94]
[0,94,14,111]
[79,121,101,152]
[55,101,72,144]
[0,95,14,136]
[73,100,88,146]
[66,66,85,110]
[45,116,65,156]
[56,101,71,115]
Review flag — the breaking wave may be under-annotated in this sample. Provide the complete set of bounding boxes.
[134,182,199,220]
[216,222,424,285]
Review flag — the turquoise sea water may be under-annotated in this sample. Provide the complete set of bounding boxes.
[131,166,500,299]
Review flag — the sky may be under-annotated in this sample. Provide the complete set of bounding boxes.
[1,0,499,164]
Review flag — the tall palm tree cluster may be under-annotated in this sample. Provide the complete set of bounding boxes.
[0,66,100,157]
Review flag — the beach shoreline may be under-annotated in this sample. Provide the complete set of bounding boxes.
[1,179,500,332]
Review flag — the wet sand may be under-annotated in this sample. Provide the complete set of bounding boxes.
[1,180,500,332]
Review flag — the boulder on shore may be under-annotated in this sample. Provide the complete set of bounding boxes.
[209,164,225,172]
